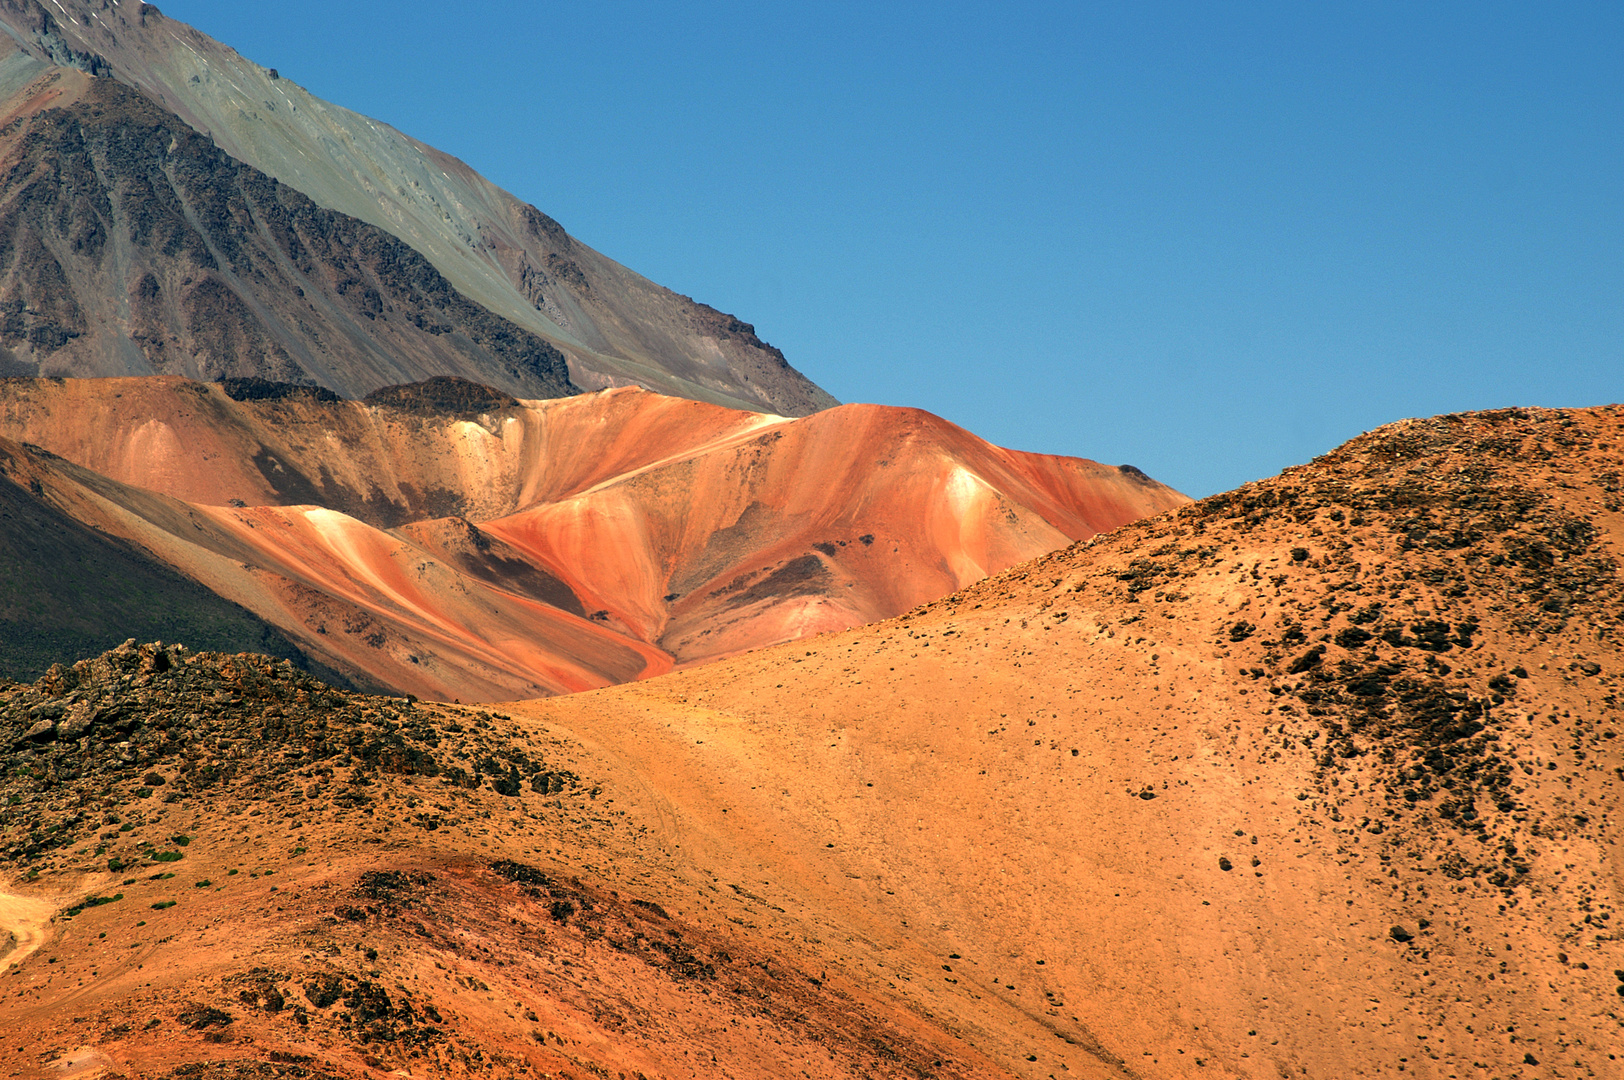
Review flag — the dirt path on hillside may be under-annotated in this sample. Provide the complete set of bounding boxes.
[0,888,56,971]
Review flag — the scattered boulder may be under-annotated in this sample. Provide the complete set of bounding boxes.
[176,1003,233,1029]
[18,717,55,743]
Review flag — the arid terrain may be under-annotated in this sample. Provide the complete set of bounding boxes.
[1,403,1619,1079]
[0,375,1184,698]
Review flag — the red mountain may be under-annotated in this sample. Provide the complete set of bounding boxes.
[0,376,1187,698]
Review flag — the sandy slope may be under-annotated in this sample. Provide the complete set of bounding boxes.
[0,887,56,971]
[513,404,1624,1078]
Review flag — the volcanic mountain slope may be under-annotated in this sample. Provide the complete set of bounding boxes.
[0,431,666,700]
[0,405,1619,1080]
[509,404,1624,1077]
[0,376,1183,697]
[0,0,836,416]
[0,67,577,400]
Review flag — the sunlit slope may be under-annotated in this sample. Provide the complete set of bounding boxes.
[0,377,1183,696]
[0,377,781,527]
[520,404,1624,1078]
[0,0,835,415]
[482,401,1181,662]
[0,435,660,698]
[0,643,1022,1080]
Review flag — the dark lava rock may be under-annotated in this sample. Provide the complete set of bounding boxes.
[177,1003,233,1029]
[18,717,55,743]
[491,859,550,887]
[1389,925,1414,943]
[219,378,340,403]
[364,377,519,417]
[304,974,344,1009]
[0,639,579,869]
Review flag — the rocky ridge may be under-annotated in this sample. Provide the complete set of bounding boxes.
[0,72,578,400]
[0,640,555,870]
[0,0,838,416]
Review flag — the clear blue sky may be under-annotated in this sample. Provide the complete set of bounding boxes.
[160,1,1621,498]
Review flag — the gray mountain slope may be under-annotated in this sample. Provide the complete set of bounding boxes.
[0,0,836,415]
[0,68,579,400]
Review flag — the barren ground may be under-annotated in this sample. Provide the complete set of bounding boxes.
[0,405,1620,1079]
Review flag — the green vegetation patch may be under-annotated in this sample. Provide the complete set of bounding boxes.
[60,893,122,918]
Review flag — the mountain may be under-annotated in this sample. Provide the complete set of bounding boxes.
[0,403,1618,1079]
[0,0,836,415]
[0,376,1185,698]
[0,70,577,400]
[516,403,1624,1075]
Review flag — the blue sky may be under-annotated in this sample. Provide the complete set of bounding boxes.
[161,1,1621,497]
